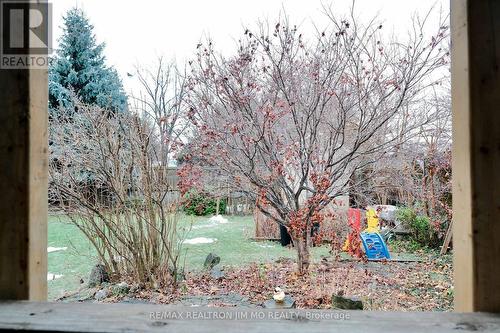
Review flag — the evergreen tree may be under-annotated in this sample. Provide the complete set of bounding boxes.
[49,8,127,113]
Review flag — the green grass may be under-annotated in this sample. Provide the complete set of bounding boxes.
[48,215,97,300]
[48,214,331,300]
[180,215,330,268]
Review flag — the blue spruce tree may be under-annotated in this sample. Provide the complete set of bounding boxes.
[49,8,127,114]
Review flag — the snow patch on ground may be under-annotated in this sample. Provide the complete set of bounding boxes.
[192,215,229,229]
[184,237,217,245]
[47,246,68,253]
[192,224,213,230]
[47,273,63,281]
[113,255,125,263]
[209,215,228,224]
[254,243,275,248]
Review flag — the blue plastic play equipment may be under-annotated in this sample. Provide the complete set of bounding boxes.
[360,232,391,260]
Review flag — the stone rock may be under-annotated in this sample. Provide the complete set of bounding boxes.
[176,293,253,307]
[203,253,220,270]
[88,264,110,288]
[331,294,363,310]
[119,297,152,305]
[94,289,108,301]
[129,283,141,294]
[263,295,296,309]
[56,287,96,303]
[112,282,130,296]
[210,266,225,279]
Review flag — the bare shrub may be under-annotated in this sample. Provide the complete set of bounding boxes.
[49,102,187,287]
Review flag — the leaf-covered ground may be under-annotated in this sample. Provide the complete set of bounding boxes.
[135,254,453,311]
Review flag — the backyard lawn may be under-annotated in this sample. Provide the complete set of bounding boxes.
[48,214,332,299]
[48,214,453,310]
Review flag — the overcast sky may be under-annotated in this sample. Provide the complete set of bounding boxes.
[51,0,448,93]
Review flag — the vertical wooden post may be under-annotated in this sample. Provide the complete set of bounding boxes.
[0,7,48,299]
[452,0,500,312]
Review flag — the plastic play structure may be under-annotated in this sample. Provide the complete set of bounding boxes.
[342,208,362,252]
[361,208,391,260]
[360,232,391,260]
[365,208,380,233]
[344,207,391,260]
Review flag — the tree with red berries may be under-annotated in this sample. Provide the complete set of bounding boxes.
[182,9,449,272]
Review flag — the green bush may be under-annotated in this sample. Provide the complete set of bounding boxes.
[397,207,440,248]
[411,215,431,244]
[396,207,417,227]
[183,192,227,216]
[388,239,428,253]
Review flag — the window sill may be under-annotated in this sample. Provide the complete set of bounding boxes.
[1,301,499,332]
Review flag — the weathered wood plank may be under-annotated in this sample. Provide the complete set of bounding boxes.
[0,4,48,300]
[28,68,49,301]
[451,0,474,312]
[440,220,453,255]
[0,302,499,333]
[451,0,500,312]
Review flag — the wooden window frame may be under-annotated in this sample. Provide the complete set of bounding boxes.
[0,0,499,331]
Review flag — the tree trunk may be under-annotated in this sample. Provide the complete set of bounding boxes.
[293,236,310,274]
